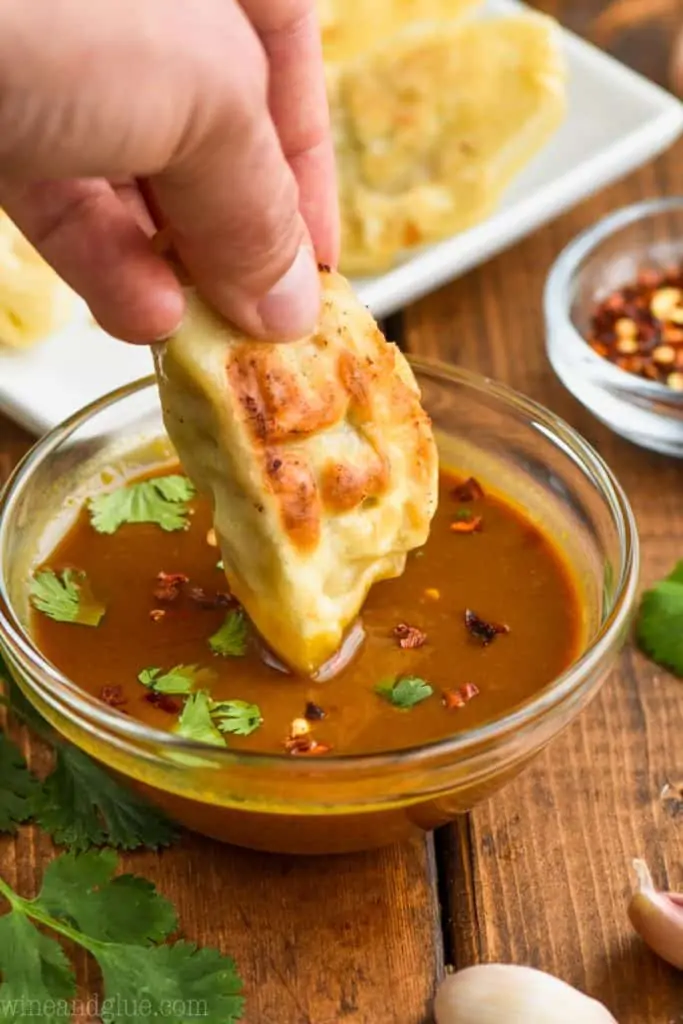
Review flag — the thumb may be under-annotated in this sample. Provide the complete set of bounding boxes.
[149,50,321,340]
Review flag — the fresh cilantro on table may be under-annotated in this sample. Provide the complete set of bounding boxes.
[211,700,262,737]
[0,850,245,1024]
[174,692,225,746]
[0,657,176,851]
[375,675,433,708]
[636,562,683,676]
[89,475,195,534]
[30,568,105,626]
[32,743,176,852]
[138,665,214,695]
[37,849,177,945]
[0,733,39,833]
[208,610,248,657]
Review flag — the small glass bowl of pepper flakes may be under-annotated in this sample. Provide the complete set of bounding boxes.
[545,197,683,457]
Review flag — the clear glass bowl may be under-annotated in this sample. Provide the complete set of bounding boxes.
[0,366,639,854]
[545,197,683,458]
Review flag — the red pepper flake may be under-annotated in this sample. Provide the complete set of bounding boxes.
[464,609,510,645]
[586,269,683,388]
[188,586,232,610]
[301,742,331,756]
[392,622,427,649]
[451,477,484,502]
[450,516,483,534]
[153,571,188,603]
[284,735,331,756]
[149,608,166,622]
[443,682,480,709]
[144,691,181,714]
[99,685,127,708]
[304,701,326,721]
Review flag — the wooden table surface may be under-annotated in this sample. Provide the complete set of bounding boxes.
[2,3,683,1022]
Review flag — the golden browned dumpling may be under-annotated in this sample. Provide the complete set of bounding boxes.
[330,14,566,275]
[154,269,438,675]
[319,0,481,63]
[0,211,74,347]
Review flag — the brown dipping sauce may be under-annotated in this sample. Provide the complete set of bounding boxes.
[30,467,583,756]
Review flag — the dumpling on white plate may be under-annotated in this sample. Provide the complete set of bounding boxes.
[0,211,74,348]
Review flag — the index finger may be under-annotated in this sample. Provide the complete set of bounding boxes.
[240,0,339,267]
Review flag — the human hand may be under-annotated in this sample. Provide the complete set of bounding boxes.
[0,0,338,342]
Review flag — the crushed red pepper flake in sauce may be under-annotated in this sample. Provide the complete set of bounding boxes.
[284,734,331,756]
[451,477,484,502]
[304,701,326,721]
[392,622,427,649]
[188,586,232,610]
[144,691,181,714]
[587,269,683,388]
[464,609,510,645]
[450,516,483,534]
[153,571,188,603]
[442,683,480,709]
[99,685,127,707]
[30,465,583,757]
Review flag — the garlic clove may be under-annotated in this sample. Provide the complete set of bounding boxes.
[628,859,683,970]
[434,964,618,1024]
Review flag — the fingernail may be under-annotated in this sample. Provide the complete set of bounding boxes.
[154,317,183,343]
[256,246,320,340]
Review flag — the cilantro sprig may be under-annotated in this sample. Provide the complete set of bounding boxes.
[208,610,248,657]
[30,569,105,627]
[211,701,262,737]
[89,475,195,534]
[0,662,176,851]
[0,850,244,1024]
[0,732,40,833]
[636,562,683,676]
[32,744,176,852]
[375,675,433,709]
[175,693,262,745]
[175,692,225,747]
[138,665,215,695]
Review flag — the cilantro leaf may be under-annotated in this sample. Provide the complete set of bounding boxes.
[208,610,248,657]
[636,562,683,676]
[37,851,177,946]
[0,913,75,1021]
[0,732,39,833]
[96,941,244,1024]
[1,653,178,853]
[32,743,177,852]
[174,692,225,747]
[0,854,244,1024]
[211,700,262,737]
[375,675,433,709]
[137,665,212,695]
[89,475,195,534]
[29,568,105,626]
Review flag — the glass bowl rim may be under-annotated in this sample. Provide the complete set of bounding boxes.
[544,195,683,403]
[0,361,639,774]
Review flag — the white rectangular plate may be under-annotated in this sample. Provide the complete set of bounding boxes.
[2,0,683,435]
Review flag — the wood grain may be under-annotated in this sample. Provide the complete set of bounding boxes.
[2,2,683,1022]
[404,7,683,1017]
